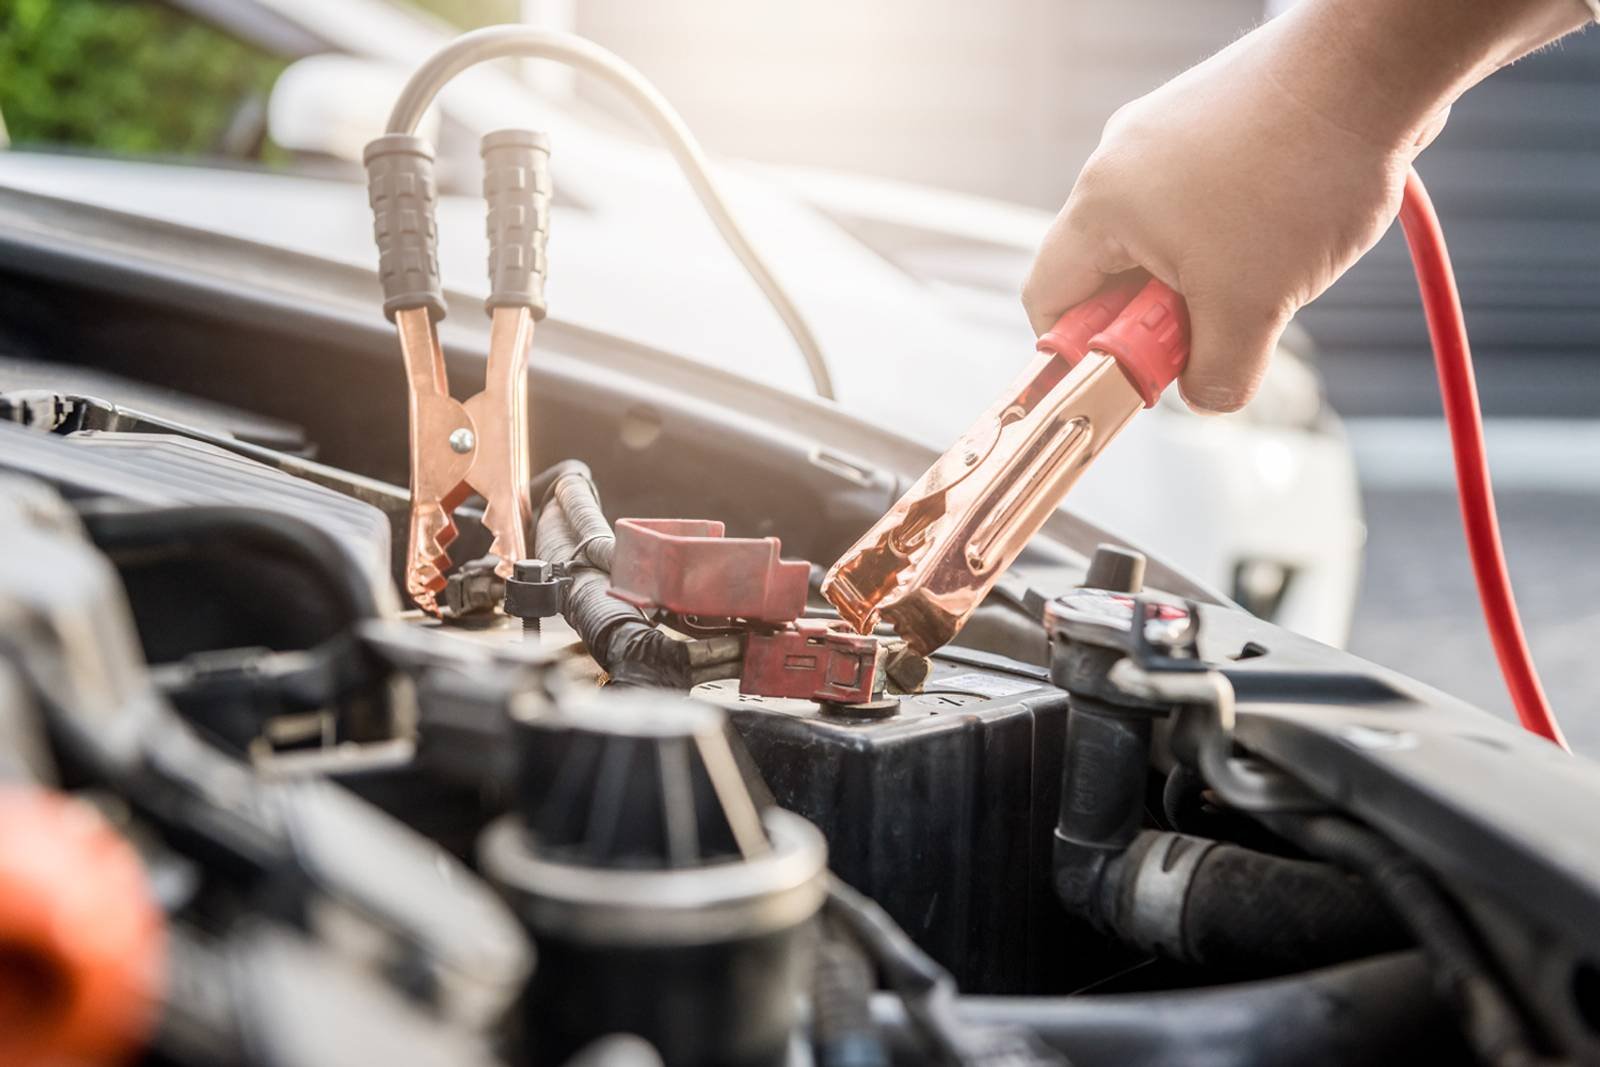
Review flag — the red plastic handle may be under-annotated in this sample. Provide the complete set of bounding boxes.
[1089,279,1190,407]
[1035,275,1146,365]
[1037,278,1191,408]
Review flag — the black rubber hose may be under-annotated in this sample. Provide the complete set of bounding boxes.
[531,460,615,571]
[823,876,968,1064]
[527,459,588,518]
[870,951,1460,1067]
[1051,706,1402,974]
[812,928,890,1067]
[531,465,686,687]
[1160,762,1206,831]
[1269,815,1560,1067]
[1178,838,1409,970]
[551,471,616,572]
[1053,703,1151,920]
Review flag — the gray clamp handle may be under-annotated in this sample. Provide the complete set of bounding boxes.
[364,134,447,322]
[481,129,552,320]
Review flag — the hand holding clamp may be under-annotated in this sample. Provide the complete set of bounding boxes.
[364,130,551,613]
[823,277,1189,655]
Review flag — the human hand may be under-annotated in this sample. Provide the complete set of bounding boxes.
[1022,12,1438,412]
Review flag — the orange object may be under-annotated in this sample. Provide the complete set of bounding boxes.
[0,787,165,1067]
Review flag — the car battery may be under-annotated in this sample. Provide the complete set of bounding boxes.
[694,650,1072,993]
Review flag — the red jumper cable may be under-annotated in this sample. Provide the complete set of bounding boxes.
[1398,169,1567,750]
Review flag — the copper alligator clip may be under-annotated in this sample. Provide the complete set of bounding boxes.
[822,276,1189,655]
[365,130,552,613]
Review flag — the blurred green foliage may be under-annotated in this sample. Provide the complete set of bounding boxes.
[0,0,286,157]
[412,0,518,28]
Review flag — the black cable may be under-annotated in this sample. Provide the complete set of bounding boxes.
[1161,762,1205,831]
[822,875,969,1064]
[530,464,688,687]
[383,26,835,400]
[870,950,1457,1067]
[529,460,592,523]
[812,922,890,1067]
[550,472,616,572]
[822,877,1061,1066]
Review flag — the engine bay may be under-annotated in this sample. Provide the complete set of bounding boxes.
[2,42,1600,1064]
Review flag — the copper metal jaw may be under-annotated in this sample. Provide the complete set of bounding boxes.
[822,350,1142,654]
[823,277,1190,655]
[366,127,552,614]
[396,306,534,612]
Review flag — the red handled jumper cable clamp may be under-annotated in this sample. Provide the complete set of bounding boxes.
[825,168,1568,750]
[822,276,1188,658]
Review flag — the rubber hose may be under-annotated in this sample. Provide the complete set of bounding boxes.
[531,468,686,687]
[1160,763,1205,832]
[812,933,890,1067]
[870,950,1458,1067]
[1173,839,1409,971]
[1272,815,1558,1067]
[823,876,968,1065]
[550,472,615,572]
[527,459,590,520]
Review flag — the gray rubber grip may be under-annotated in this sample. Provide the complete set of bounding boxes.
[480,129,551,319]
[364,134,447,322]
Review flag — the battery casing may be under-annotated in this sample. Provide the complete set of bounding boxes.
[698,652,1072,993]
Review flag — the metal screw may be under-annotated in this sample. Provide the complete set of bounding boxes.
[448,428,475,454]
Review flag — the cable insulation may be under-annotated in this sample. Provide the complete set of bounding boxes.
[1396,169,1568,750]
[386,27,835,400]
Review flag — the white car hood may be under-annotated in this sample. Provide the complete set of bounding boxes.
[0,150,1037,452]
[0,147,1360,647]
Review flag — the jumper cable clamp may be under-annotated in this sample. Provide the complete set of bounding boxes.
[823,276,1189,655]
[365,129,552,613]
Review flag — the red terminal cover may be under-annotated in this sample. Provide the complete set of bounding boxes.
[610,517,810,623]
[741,618,881,703]
[1036,277,1191,408]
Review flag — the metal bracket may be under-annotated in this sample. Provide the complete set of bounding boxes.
[1107,658,1324,813]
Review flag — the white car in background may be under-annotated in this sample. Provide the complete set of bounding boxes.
[0,0,1363,644]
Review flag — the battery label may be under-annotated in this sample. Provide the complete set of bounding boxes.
[924,671,1045,700]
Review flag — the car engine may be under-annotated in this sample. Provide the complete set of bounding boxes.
[4,280,1600,1066]
[2,27,1600,1067]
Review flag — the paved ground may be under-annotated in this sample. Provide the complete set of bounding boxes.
[1350,486,1600,757]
